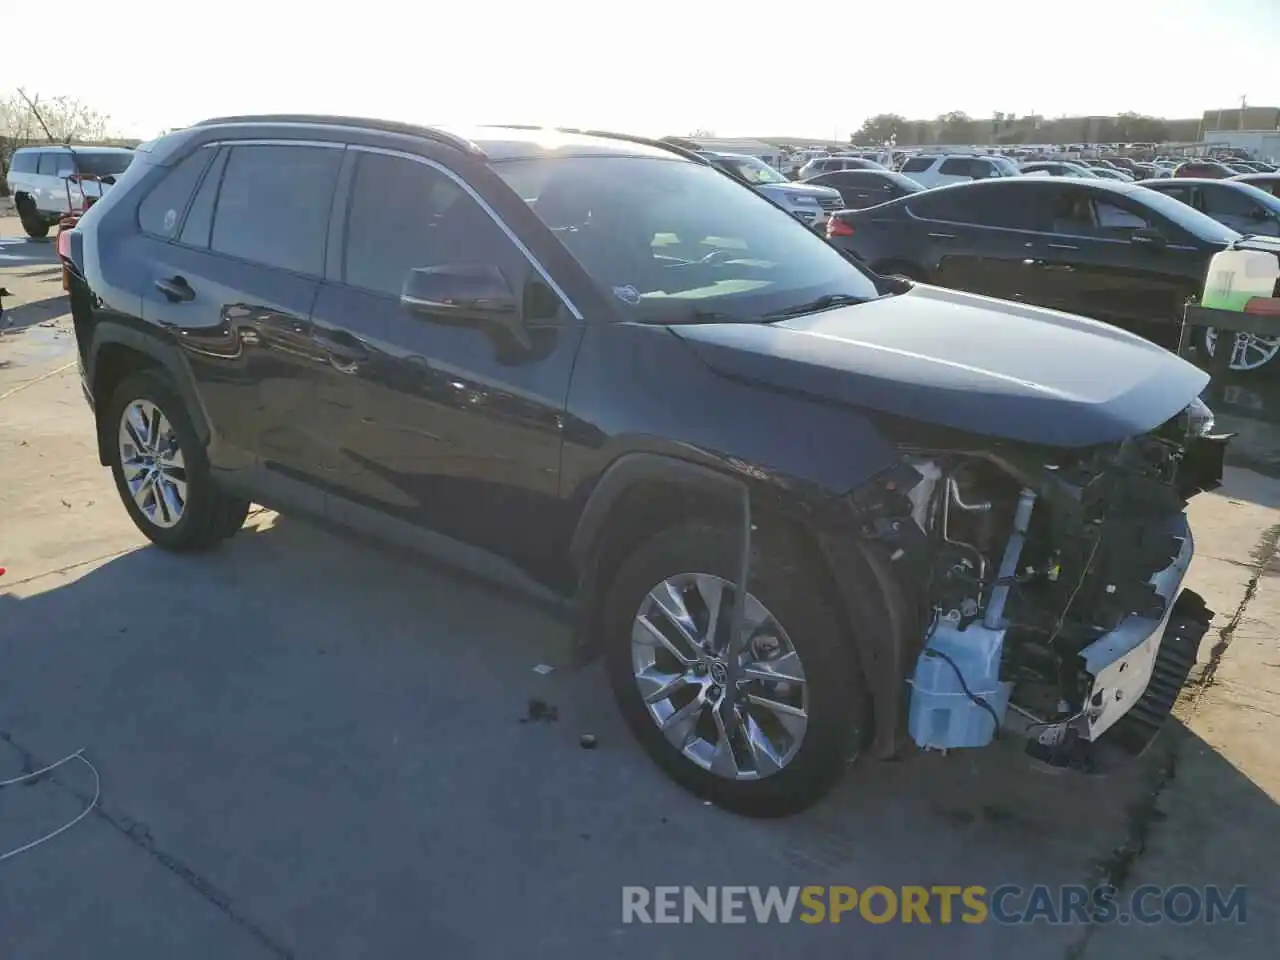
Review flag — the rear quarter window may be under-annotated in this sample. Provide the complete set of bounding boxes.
[138,148,217,239]
[901,157,933,174]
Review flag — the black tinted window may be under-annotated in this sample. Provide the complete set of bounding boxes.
[10,152,37,174]
[344,153,520,298]
[901,157,933,173]
[908,184,1038,229]
[37,153,60,175]
[74,152,134,177]
[179,148,228,248]
[211,145,342,275]
[1154,184,1195,205]
[938,158,973,176]
[138,148,216,239]
[1201,186,1265,219]
[1049,189,1151,235]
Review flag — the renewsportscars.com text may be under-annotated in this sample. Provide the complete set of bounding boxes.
[622,884,1247,926]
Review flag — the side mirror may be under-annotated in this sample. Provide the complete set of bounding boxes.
[1131,227,1167,249]
[401,264,530,349]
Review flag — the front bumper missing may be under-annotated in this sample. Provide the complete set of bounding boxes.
[1080,517,1195,741]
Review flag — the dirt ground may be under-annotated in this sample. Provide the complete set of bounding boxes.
[1,218,1278,958]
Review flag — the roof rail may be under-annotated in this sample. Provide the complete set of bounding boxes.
[194,114,484,155]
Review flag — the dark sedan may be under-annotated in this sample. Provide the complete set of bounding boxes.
[1232,173,1280,198]
[824,178,1260,363]
[1138,178,1280,237]
[802,168,923,209]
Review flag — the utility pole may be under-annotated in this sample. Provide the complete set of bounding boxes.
[1240,95,1247,130]
[15,88,55,142]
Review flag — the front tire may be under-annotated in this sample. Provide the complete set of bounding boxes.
[106,370,249,551]
[602,519,868,817]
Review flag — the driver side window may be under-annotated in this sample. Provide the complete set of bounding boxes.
[1050,190,1150,237]
[343,152,527,301]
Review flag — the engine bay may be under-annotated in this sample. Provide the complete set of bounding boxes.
[875,402,1228,767]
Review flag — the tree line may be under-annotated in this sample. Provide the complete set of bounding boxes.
[852,111,1174,147]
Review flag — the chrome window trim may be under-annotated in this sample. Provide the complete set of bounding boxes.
[347,144,584,321]
[203,139,346,150]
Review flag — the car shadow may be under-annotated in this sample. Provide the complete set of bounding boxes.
[0,511,1275,956]
[0,294,70,335]
[0,235,58,268]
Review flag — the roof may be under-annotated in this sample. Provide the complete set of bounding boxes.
[193,114,695,163]
[13,144,134,153]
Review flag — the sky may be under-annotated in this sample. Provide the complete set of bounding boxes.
[3,0,1279,141]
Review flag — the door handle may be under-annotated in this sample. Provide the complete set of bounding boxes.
[1046,243,1079,251]
[927,232,956,240]
[154,276,195,303]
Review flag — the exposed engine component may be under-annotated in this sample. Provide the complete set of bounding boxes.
[897,405,1226,759]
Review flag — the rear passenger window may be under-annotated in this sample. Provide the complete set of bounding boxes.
[179,149,228,248]
[138,148,216,239]
[10,152,38,174]
[344,152,521,299]
[939,158,974,177]
[901,157,933,173]
[37,153,59,175]
[210,145,342,275]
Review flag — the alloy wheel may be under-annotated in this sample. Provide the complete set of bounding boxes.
[117,399,188,528]
[1204,328,1280,372]
[630,573,808,781]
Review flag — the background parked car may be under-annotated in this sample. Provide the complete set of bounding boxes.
[5,145,135,238]
[802,168,923,209]
[1232,173,1280,197]
[1019,161,1100,178]
[1173,160,1236,179]
[699,151,843,223]
[1138,178,1280,237]
[1088,167,1136,182]
[824,178,1280,373]
[797,156,886,179]
[898,153,1021,187]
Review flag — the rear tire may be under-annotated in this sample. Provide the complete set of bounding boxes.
[16,197,49,239]
[601,518,868,817]
[105,370,249,551]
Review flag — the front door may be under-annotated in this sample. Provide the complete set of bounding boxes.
[308,147,583,573]
[1027,185,1193,330]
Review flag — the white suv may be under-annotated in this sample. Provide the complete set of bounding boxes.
[5,145,135,237]
[898,154,1020,188]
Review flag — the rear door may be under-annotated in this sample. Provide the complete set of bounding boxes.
[139,141,344,492]
[905,182,1042,299]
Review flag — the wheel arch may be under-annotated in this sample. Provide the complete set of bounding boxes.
[87,322,211,466]
[568,452,917,756]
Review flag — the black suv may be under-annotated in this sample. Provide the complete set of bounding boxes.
[66,116,1225,815]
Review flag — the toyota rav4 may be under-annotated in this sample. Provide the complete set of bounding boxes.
[63,116,1226,816]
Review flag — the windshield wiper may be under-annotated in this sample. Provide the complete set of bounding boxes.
[762,293,867,320]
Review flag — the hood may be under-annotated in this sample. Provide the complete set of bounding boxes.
[670,284,1209,448]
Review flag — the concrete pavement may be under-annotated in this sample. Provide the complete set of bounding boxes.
[1,220,1278,958]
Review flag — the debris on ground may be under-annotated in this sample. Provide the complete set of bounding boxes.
[521,698,559,724]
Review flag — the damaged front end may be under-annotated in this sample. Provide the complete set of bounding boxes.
[847,397,1229,770]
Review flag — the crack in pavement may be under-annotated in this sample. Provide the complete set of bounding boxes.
[1063,522,1280,960]
[0,729,294,959]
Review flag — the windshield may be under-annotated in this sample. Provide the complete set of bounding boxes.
[723,155,789,185]
[494,155,879,323]
[73,151,134,177]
